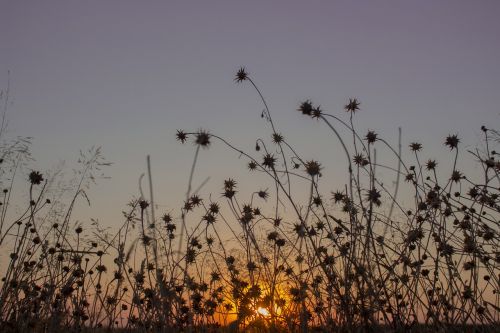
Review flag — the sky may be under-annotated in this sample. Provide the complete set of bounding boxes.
[1,0,499,228]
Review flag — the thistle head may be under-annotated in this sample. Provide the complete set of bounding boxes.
[344,98,360,113]
[234,67,248,83]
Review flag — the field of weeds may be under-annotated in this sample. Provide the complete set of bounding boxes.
[0,68,498,333]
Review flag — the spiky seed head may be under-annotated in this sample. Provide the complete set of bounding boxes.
[176,130,188,143]
[344,98,360,113]
[426,160,437,170]
[444,134,460,150]
[305,160,322,177]
[195,130,211,148]
[29,171,44,185]
[234,67,248,83]
[409,142,422,152]
[298,100,313,116]
[365,131,378,144]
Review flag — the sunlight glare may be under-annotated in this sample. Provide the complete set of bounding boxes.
[256,307,270,317]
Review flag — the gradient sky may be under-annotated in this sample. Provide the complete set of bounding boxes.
[1,1,499,227]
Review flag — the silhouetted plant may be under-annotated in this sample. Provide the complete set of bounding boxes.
[0,69,498,333]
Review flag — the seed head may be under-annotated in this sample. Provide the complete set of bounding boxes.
[224,178,237,189]
[209,202,220,214]
[305,160,322,177]
[444,134,460,150]
[96,264,107,273]
[203,213,216,224]
[223,179,237,198]
[467,187,478,198]
[257,189,268,200]
[272,133,284,144]
[139,200,149,210]
[409,142,422,152]
[451,170,463,183]
[195,130,211,148]
[176,130,188,143]
[262,153,276,170]
[332,191,345,203]
[426,160,437,170]
[365,188,381,206]
[312,106,322,118]
[162,214,172,223]
[353,153,368,166]
[190,195,202,206]
[234,67,248,83]
[365,131,378,144]
[344,98,360,113]
[248,161,257,171]
[298,100,313,116]
[29,171,44,185]
[405,173,415,182]
[183,200,193,211]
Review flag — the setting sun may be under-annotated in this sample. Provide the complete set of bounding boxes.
[256,307,270,317]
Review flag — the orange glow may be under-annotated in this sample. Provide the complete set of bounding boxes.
[256,307,270,317]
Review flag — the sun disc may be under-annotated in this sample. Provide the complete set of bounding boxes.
[256,307,270,317]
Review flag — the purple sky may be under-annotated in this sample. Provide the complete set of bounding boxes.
[1,1,499,225]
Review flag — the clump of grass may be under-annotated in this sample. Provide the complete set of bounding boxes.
[0,69,498,333]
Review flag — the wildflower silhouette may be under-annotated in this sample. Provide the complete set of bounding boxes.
[195,130,211,148]
[445,134,460,149]
[304,160,322,177]
[426,159,437,170]
[344,97,360,113]
[409,142,422,152]
[29,170,43,185]
[234,67,248,83]
[365,130,378,144]
[176,129,188,143]
[298,100,313,116]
